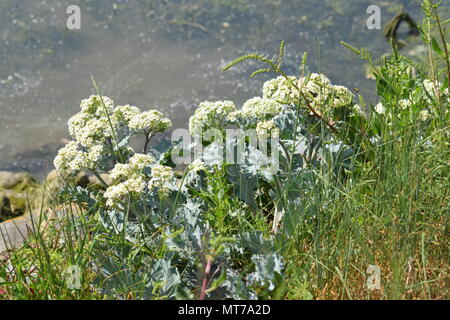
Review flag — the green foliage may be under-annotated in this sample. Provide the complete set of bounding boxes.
[1,0,449,300]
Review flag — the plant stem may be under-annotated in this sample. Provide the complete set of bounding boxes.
[143,132,153,154]
[200,256,213,300]
[433,5,450,87]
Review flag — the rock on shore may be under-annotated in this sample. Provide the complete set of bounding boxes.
[0,169,100,252]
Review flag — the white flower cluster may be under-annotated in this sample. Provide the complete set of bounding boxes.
[189,100,236,135]
[105,160,175,205]
[113,104,142,124]
[148,165,175,197]
[129,153,155,170]
[109,153,154,182]
[423,79,449,103]
[228,97,283,122]
[70,116,116,148]
[188,159,206,173]
[256,120,280,139]
[262,73,355,116]
[330,85,355,108]
[109,163,133,182]
[68,96,122,149]
[68,95,121,150]
[54,141,88,174]
[104,176,147,207]
[352,104,365,117]
[263,76,299,104]
[56,94,172,177]
[374,101,412,116]
[80,95,115,117]
[420,109,430,121]
[87,145,105,165]
[301,74,354,113]
[374,102,386,115]
[186,74,357,141]
[375,98,411,114]
[398,99,412,110]
[423,80,440,99]
[299,73,332,100]
[105,153,156,206]
[129,110,172,134]
[54,141,105,174]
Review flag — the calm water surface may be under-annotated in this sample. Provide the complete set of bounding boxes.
[0,0,432,179]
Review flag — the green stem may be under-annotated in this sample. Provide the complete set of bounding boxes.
[143,131,153,154]
[92,171,108,188]
[433,4,450,88]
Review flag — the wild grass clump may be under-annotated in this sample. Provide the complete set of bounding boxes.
[0,0,448,300]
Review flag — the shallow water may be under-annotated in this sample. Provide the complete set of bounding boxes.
[0,0,435,179]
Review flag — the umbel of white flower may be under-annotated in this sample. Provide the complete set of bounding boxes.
[263,75,299,104]
[228,97,283,122]
[189,100,236,135]
[256,120,279,139]
[104,155,175,207]
[53,141,104,174]
[113,104,142,123]
[54,95,171,176]
[104,176,147,207]
[189,73,358,138]
[109,153,155,182]
[129,110,172,134]
[147,165,175,196]
[262,73,355,113]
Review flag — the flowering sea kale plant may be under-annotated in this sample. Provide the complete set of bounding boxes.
[54,95,175,207]
[52,70,358,298]
[53,39,447,299]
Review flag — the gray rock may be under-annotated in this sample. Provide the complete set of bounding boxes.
[0,171,37,190]
[76,172,90,188]
[0,171,18,189]
[89,173,111,189]
[0,205,80,253]
[0,212,36,252]
[45,170,90,190]
[0,195,12,221]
